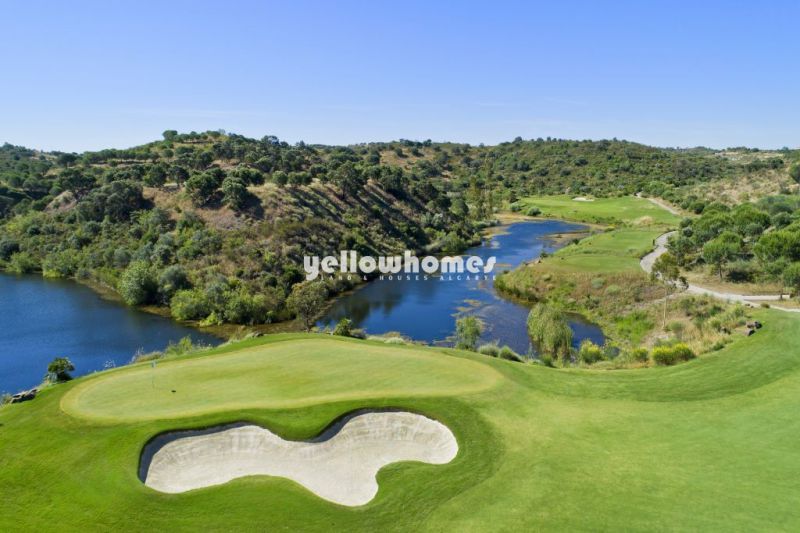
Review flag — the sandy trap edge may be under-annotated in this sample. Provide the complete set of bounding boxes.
[139,409,459,506]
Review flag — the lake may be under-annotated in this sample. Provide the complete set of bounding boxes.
[0,220,605,394]
[319,220,605,354]
[0,274,221,394]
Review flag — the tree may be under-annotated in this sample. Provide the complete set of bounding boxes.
[56,153,78,167]
[54,168,93,194]
[287,281,327,330]
[288,171,312,187]
[221,177,248,210]
[755,229,800,264]
[527,304,573,364]
[332,318,354,337]
[185,171,220,206]
[47,357,75,382]
[145,163,168,187]
[272,170,288,187]
[668,234,693,266]
[223,287,276,325]
[783,262,800,298]
[333,162,366,197]
[170,288,211,321]
[0,238,20,261]
[450,197,468,218]
[702,231,742,279]
[170,165,189,188]
[454,316,482,351]
[652,251,681,327]
[118,261,157,306]
[158,265,190,302]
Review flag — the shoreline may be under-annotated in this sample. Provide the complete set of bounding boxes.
[0,214,596,349]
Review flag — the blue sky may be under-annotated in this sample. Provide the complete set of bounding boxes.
[2,0,798,152]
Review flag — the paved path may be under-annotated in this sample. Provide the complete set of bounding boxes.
[639,208,799,313]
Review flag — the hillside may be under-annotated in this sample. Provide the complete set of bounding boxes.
[0,132,798,327]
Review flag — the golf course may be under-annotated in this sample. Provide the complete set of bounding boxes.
[3,313,800,531]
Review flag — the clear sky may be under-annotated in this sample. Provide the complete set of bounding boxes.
[2,0,798,152]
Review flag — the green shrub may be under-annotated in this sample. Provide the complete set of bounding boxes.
[163,336,206,357]
[477,343,500,357]
[158,265,190,302]
[526,206,542,216]
[710,340,727,351]
[666,321,686,340]
[332,318,354,337]
[223,288,275,325]
[630,347,649,362]
[650,343,696,366]
[540,353,555,367]
[199,311,223,327]
[118,261,157,306]
[578,340,606,364]
[0,238,20,261]
[605,284,622,296]
[46,357,75,383]
[170,289,211,321]
[455,316,482,351]
[42,251,79,278]
[7,251,39,274]
[498,345,522,362]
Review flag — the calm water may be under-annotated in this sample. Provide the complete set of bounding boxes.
[319,220,605,354]
[0,274,221,394]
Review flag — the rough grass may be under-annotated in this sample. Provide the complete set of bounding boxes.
[3,315,800,530]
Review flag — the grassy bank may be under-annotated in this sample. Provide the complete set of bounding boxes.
[497,195,726,355]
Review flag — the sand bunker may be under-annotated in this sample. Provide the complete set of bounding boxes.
[572,196,594,202]
[140,410,458,506]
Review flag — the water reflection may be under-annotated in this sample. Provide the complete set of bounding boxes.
[319,220,605,354]
[0,274,221,393]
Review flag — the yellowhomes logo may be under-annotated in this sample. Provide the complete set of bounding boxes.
[304,250,497,281]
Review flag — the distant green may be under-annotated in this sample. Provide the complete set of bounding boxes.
[521,194,681,226]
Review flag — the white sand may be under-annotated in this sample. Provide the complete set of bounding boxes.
[143,411,458,506]
[572,196,594,202]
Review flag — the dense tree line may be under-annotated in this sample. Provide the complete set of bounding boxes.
[668,196,800,293]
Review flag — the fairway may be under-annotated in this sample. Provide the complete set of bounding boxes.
[521,195,681,226]
[3,314,800,530]
[519,195,680,275]
[546,227,666,273]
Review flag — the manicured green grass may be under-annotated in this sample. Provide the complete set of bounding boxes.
[3,313,800,531]
[521,195,681,226]
[519,195,680,274]
[546,227,666,273]
[62,337,500,423]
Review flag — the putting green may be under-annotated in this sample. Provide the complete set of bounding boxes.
[61,337,501,422]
